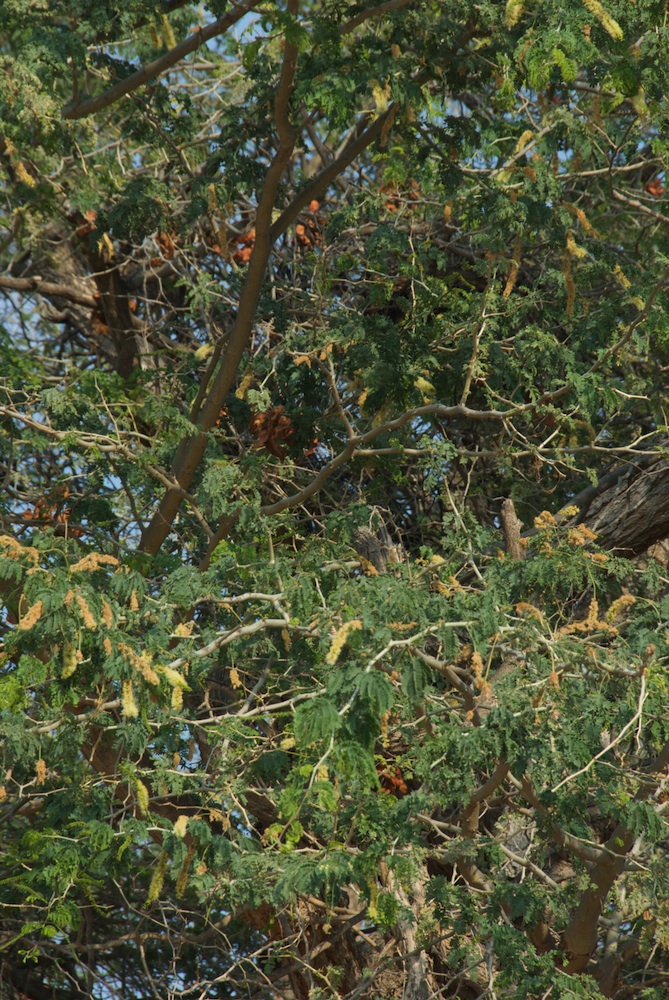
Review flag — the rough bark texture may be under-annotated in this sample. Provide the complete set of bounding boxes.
[575,454,669,556]
[500,497,525,560]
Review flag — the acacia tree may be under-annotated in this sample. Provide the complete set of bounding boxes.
[2,1,669,997]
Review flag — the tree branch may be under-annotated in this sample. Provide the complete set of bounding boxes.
[269,106,396,243]
[411,645,479,719]
[269,27,477,244]
[500,498,525,560]
[455,759,509,892]
[0,273,97,308]
[62,0,264,119]
[612,188,669,227]
[562,738,669,973]
[340,0,415,35]
[138,32,478,554]
[260,401,510,517]
[140,1,301,556]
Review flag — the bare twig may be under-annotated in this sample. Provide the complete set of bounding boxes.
[552,673,647,792]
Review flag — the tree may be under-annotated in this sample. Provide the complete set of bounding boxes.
[1,0,669,997]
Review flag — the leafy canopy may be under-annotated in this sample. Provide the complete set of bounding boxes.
[1,1,669,999]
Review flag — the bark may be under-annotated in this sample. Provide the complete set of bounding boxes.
[500,498,525,560]
[561,739,669,982]
[573,452,669,556]
[9,224,148,376]
[561,824,635,975]
[139,4,301,555]
[394,877,433,1000]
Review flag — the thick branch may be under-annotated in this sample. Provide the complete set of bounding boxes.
[138,28,482,555]
[0,274,97,308]
[515,774,609,866]
[457,759,509,892]
[578,455,669,555]
[62,0,263,119]
[500,498,525,560]
[562,739,669,973]
[269,26,478,242]
[139,2,300,556]
[270,107,396,243]
[140,106,417,554]
[411,645,479,718]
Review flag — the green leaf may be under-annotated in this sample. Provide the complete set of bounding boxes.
[402,657,429,703]
[294,697,341,746]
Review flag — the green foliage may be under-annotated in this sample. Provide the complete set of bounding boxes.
[1,0,669,997]
[106,176,173,243]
